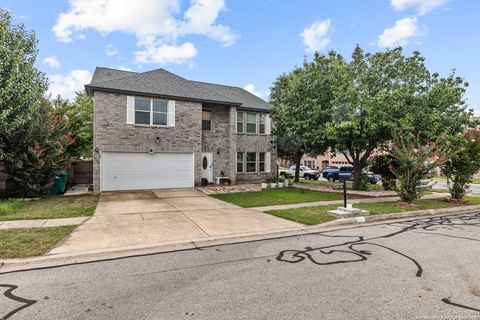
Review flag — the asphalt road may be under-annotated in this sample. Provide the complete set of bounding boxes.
[1,213,480,320]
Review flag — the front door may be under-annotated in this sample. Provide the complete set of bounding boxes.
[201,152,213,183]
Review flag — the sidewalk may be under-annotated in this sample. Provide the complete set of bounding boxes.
[0,217,88,229]
[251,192,448,212]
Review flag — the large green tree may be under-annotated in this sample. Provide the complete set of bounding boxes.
[0,9,48,164]
[326,46,472,189]
[270,53,338,181]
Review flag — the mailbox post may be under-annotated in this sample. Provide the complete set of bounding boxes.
[339,176,347,208]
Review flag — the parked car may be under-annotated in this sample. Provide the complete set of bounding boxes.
[282,165,320,180]
[322,165,379,184]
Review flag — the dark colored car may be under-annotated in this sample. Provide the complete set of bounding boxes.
[322,166,379,184]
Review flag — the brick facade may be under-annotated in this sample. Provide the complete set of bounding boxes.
[93,90,275,193]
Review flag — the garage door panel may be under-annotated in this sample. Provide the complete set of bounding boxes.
[101,152,194,191]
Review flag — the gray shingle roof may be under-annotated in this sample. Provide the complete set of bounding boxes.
[86,67,271,110]
[192,81,270,111]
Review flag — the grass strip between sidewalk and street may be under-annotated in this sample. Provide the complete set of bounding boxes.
[211,188,345,208]
[266,197,480,225]
[0,225,77,259]
[0,195,97,221]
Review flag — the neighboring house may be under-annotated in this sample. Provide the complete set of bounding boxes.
[85,67,275,193]
[301,151,352,171]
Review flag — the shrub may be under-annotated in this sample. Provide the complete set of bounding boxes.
[368,154,398,191]
[389,131,448,203]
[441,129,480,200]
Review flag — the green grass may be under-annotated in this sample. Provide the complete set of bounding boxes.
[0,225,77,258]
[211,188,344,208]
[0,195,97,221]
[433,176,480,184]
[266,197,480,225]
[296,179,337,185]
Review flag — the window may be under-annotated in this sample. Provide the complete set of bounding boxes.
[246,152,256,172]
[259,152,265,172]
[237,111,244,133]
[134,97,168,125]
[153,99,168,125]
[202,110,212,131]
[134,97,151,125]
[237,152,244,173]
[246,112,257,134]
[259,114,266,134]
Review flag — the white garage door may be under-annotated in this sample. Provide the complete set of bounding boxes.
[101,152,194,191]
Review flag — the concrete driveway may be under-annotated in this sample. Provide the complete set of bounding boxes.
[50,188,300,255]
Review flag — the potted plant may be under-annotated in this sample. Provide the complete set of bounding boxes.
[261,178,270,189]
[284,177,289,187]
[278,177,284,188]
[270,176,278,188]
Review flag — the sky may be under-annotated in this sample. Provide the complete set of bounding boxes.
[1,0,479,114]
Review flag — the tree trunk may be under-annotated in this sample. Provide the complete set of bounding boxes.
[352,160,362,190]
[294,151,303,182]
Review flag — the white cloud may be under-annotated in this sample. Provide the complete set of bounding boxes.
[105,44,118,56]
[43,56,61,69]
[244,83,267,99]
[134,42,197,65]
[390,0,449,15]
[378,17,422,47]
[301,19,331,52]
[47,69,92,100]
[52,0,236,65]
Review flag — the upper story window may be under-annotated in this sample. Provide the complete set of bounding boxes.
[202,110,212,131]
[134,97,151,125]
[259,114,266,134]
[246,112,257,134]
[237,111,244,133]
[236,111,270,135]
[134,97,168,126]
[153,99,168,125]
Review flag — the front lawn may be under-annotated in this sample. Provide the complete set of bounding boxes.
[433,176,480,184]
[0,195,97,221]
[0,226,77,258]
[266,197,480,225]
[211,188,344,208]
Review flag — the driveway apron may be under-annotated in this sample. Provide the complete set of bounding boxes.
[49,188,300,254]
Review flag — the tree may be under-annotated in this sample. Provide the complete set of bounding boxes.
[270,53,337,181]
[52,91,93,159]
[0,9,48,164]
[325,45,472,189]
[441,129,480,200]
[0,10,74,197]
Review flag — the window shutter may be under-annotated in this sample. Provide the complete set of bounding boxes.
[265,114,271,135]
[167,100,175,127]
[126,96,135,124]
[265,152,271,173]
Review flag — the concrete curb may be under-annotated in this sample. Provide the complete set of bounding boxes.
[1,204,479,274]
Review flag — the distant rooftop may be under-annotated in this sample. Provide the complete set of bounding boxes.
[86,67,271,111]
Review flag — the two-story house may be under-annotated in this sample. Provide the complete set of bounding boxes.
[85,67,276,194]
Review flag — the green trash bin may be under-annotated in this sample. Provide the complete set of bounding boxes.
[48,172,69,195]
